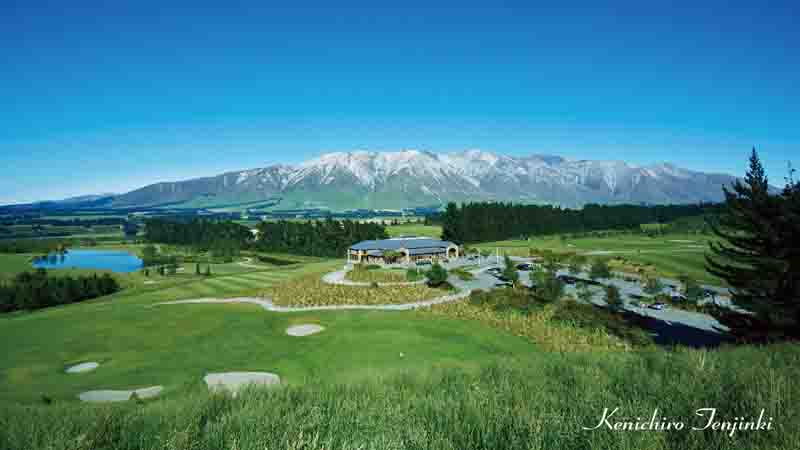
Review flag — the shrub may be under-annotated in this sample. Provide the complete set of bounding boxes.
[426,263,448,287]
[589,258,611,280]
[533,272,564,303]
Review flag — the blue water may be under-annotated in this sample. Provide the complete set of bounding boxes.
[32,249,143,273]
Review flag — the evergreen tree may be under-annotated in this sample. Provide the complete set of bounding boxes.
[706,148,799,338]
[440,202,463,243]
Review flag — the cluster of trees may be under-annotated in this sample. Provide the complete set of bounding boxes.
[438,202,712,243]
[0,269,119,313]
[143,219,252,250]
[254,219,387,257]
[707,149,799,341]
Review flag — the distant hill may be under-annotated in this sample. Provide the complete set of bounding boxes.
[109,150,739,210]
[7,151,742,211]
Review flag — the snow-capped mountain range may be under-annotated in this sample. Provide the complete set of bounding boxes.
[111,150,738,209]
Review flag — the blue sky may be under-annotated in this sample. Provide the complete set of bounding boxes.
[1,0,798,204]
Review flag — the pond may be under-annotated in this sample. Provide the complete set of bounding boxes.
[32,249,143,273]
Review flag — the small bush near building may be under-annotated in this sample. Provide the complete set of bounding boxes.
[425,263,448,287]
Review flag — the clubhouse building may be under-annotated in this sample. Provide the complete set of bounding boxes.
[348,237,460,264]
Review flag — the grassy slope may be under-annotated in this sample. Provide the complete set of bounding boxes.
[1,241,798,449]
[1,345,798,450]
[0,260,534,404]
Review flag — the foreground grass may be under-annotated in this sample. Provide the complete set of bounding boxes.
[1,345,797,450]
[263,270,450,307]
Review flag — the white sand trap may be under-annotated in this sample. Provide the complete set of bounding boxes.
[144,280,158,284]
[584,250,616,256]
[204,372,280,395]
[286,324,325,336]
[668,239,696,243]
[79,386,163,403]
[66,362,99,373]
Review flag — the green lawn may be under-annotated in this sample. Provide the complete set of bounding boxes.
[471,232,722,284]
[386,223,443,238]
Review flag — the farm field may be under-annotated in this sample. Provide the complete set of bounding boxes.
[386,223,442,238]
[472,232,721,284]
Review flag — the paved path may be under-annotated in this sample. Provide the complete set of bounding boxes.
[155,273,474,312]
[156,291,470,312]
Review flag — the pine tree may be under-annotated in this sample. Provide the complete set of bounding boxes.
[440,202,463,243]
[706,148,800,338]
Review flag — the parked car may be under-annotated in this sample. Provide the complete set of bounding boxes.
[648,302,667,310]
[416,260,432,266]
[556,275,578,285]
[516,263,534,271]
[494,281,513,288]
[670,293,687,302]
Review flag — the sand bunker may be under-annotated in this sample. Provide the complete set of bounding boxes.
[79,386,163,402]
[286,324,325,336]
[66,362,99,373]
[584,250,616,256]
[204,372,280,395]
[668,239,696,243]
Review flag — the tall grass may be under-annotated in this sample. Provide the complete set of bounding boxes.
[2,345,797,450]
[263,271,449,306]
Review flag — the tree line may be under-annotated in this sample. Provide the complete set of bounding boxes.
[143,219,253,250]
[0,269,120,313]
[254,219,388,257]
[438,202,714,243]
[0,239,70,254]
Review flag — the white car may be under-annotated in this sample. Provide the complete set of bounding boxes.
[670,293,687,302]
[648,302,667,310]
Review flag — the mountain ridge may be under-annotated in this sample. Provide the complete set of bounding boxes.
[104,150,738,210]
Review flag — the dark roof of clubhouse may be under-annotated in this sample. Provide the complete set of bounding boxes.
[349,237,456,252]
